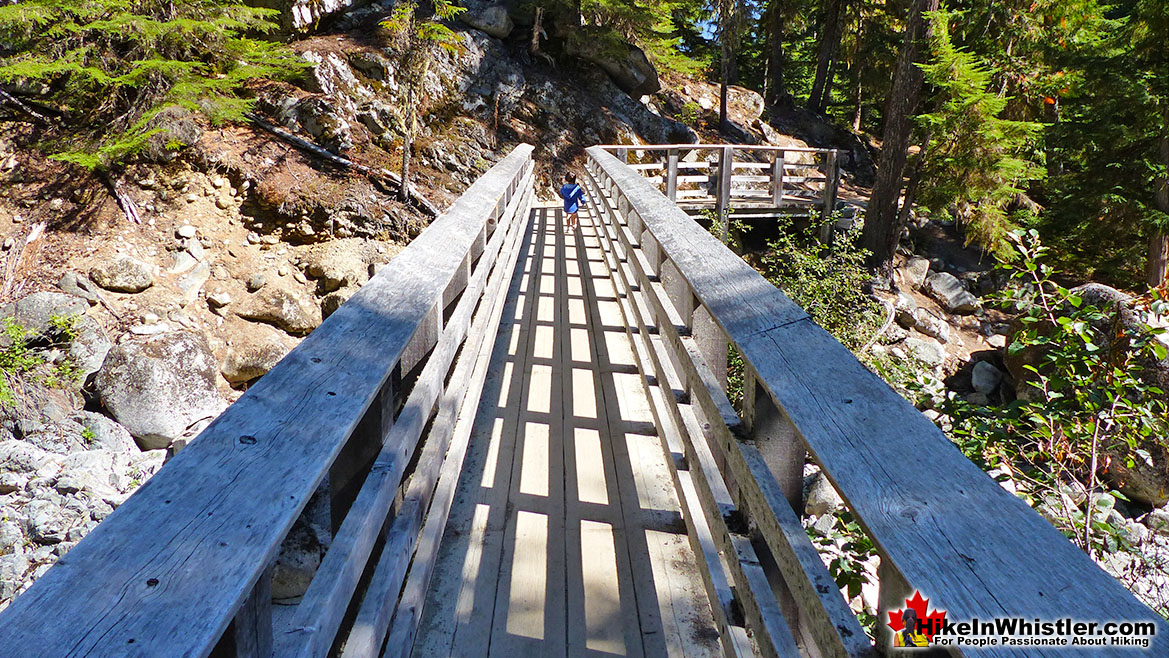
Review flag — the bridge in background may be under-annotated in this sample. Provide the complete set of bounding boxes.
[0,144,1164,658]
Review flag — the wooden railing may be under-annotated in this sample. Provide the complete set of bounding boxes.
[599,144,842,242]
[583,145,1169,657]
[0,144,536,658]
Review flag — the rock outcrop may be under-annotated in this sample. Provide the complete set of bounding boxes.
[94,331,226,450]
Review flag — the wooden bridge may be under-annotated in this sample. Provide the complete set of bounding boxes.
[0,144,1164,657]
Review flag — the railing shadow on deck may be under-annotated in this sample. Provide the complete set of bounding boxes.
[582,145,1169,658]
[0,144,538,658]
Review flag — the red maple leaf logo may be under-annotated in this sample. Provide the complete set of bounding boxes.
[887,591,948,641]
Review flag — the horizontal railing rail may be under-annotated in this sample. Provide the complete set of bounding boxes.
[598,143,841,243]
[0,144,536,658]
[583,145,1168,657]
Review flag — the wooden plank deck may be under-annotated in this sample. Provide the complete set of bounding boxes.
[411,206,725,658]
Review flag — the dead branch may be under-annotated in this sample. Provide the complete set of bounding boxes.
[247,113,440,217]
[0,89,49,124]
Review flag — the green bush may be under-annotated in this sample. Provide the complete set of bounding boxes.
[758,217,883,351]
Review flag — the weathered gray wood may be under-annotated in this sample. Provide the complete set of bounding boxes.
[0,144,536,658]
[280,172,533,658]
[716,146,733,242]
[587,145,1169,657]
[819,150,839,244]
[212,564,273,658]
[666,149,679,202]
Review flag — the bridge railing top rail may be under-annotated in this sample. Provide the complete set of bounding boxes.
[0,145,536,658]
[584,145,1166,657]
[597,143,834,154]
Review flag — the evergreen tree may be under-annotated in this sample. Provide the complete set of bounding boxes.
[0,0,303,169]
[381,0,465,202]
[914,9,1044,257]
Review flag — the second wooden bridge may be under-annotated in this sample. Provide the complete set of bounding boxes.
[0,144,1164,658]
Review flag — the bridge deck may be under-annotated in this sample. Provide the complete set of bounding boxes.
[411,206,724,657]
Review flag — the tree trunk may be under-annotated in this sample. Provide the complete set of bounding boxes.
[765,0,787,107]
[399,81,415,203]
[809,0,845,114]
[851,66,864,131]
[861,0,940,274]
[1147,108,1169,288]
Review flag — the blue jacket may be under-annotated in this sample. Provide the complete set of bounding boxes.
[560,183,585,213]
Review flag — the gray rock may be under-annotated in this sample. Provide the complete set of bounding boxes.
[246,272,267,292]
[0,292,88,336]
[804,472,845,516]
[904,336,945,367]
[1146,508,1169,536]
[462,4,514,39]
[236,286,321,335]
[320,290,353,320]
[25,498,83,545]
[207,292,232,309]
[0,472,26,494]
[893,293,917,329]
[68,315,111,379]
[90,256,154,293]
[970,361,1003,395]
[567,36,660,98]
[901,256,930,290]
[912,309,950,343]
[177,261,211,305]
[0,440,62,479]
[57,272,100,306]
[71,412,136,452]
[94,331,227,450]
[23,419,90,454]
[221,325,294,384]
[924,272,980,315]
[271,515,324,601]
[176,225,197,239]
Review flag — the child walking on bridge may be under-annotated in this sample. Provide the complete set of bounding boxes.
[559,173,586,233]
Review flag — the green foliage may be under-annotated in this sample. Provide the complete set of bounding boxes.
[577,0,707,76]
[0,0,305,169]
[914,10,1045,258]
[806,509,878,635]
[758,217,883,350]
[0,316,83,407]
[942,230,1169,558]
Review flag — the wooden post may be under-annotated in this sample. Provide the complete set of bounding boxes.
[666,148,679,202]
[819,149,839,244]
[329,374,396,533]
[211,564,274,658]
[877,560,913,654]
[616,147,629,163]
[716,146,733,242]
[770,150,786,208]
[744,377,804,513]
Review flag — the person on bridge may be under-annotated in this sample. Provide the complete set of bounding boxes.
[559,173,587,233]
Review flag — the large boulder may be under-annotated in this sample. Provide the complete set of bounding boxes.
[461,4,514,39]
[567,33,660,98]
[68,316,112,380]
[898,256,931,291]
[923,272,980,315]
[970,361,1003,395]
[236,285,321,335]
[90,255,154,293]
[300,238,372,293]
[93,331,227,450]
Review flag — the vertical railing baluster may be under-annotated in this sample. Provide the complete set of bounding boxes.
[819,149,839,244]
[716,146,734,242]
[770,150,785,209]
[666,148,679,202]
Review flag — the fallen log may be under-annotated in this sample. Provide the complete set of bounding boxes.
[247,113,440,217]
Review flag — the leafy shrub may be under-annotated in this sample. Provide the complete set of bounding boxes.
[943,230,1168,559]
[759,217,884,351]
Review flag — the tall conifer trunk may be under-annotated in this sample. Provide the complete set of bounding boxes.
[809,0,844,113]
[861,0,940,274]
[1147,109,1169,288]
[765,0,786,107]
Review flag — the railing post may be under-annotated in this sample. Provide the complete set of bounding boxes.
[819,149,839,244]
[666,148,679,202]
[617,146,628,163]
[770,150,785,208]
[212,563,274,658]
[716,146,733,242]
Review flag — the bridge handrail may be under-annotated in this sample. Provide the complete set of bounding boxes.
[584,145,1168,657]
[0,144,536,657]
